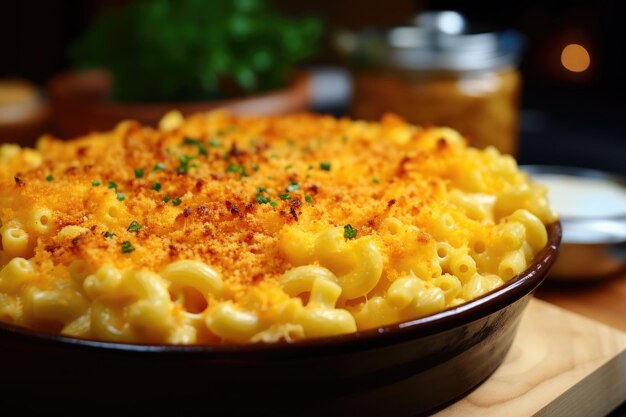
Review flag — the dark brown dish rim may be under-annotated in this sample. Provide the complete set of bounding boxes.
[0,222,561,355]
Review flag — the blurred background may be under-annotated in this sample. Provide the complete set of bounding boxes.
[1,0,625,174]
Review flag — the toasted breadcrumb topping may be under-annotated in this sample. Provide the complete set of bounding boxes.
[0,111,534,298]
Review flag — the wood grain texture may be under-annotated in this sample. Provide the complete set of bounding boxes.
[436,298,626,417]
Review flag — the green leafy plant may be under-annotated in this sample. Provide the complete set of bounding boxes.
[71,0,322,102]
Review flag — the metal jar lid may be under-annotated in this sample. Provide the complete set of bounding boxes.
[335,11,524,73]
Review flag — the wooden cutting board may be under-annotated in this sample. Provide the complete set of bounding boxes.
[436,298,626,417]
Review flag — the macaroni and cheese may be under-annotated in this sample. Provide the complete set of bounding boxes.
[0,111,557,344]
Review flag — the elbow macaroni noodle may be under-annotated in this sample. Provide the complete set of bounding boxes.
[0,111,557,344]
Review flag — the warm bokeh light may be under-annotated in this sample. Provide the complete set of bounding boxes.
[561,44,590,72]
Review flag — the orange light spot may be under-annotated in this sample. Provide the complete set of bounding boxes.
[561,44,590,72]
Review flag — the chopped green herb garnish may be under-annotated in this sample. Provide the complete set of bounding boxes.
[177,155,195,174]
[209,139,221,148]
[320,161,331,171]
[91,180,101,186]
[45,175,54,182]
[343,224,358,239]
[107,181,118,190]
[226,163,249,178]
[153,162,166,171]
[121,241,135,254]
[134,168,144,178]
[151,182,161,191]
[286,181,299,192]
[127,221,142,233]
[103,231,116,239]
[251,163,260,171]
[256,194,271,204]
[305,194,313,203]
[172,197,182,206]
[183,137,208,156]
[257,186,267,193]
[116,192,125,201]
[270,201,278,208]
[372,177,380,184]
[163,195,171,203]
[279,193,291,201]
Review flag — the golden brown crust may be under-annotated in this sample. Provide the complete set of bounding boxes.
[0,111,535,298]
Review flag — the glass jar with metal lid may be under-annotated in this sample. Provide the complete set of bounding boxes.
[336,11,524,155]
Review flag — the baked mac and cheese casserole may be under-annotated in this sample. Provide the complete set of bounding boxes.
[0,111,557,344]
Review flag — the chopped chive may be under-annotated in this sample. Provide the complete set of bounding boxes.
[121,241,135,254]
[183,137,208,156]
[116,192,125,201]
[153,162,166,171]
[286,181,299,192]
[209,139,221,148]
[343,224,358,239]
[107,181,118,190]
[256,194,271,204]
[134,168,144,179]
[127,221,142,233]
[91,180,101,186]
[103,231,116,239]
[151,182,161,191]
[172,197,182,206]
[256,186,267,193]
[45,175,54,182]
[177,155,195,174]
[163,195,171,203]
[226,163,249,178]
[279,193,291,201]
[305,194,313,203]
[270,201,278,208]
[372,177,380,184]
[320,161,331,171]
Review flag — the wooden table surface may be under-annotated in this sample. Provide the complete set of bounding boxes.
[535,270,626,416]
[535,270,626,332]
